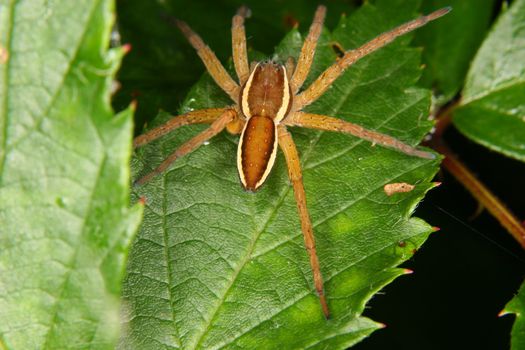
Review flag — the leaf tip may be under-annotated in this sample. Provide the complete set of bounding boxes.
[111,80,122,96]
[432,226,441,232]
[403,268,414,275]
[130,99,138,111]
[122,43,132,54]
[498,309,511,317]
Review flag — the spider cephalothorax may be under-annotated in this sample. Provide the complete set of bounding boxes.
[134,5,449,318]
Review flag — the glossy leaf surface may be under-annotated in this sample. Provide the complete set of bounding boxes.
[453,0,525,162]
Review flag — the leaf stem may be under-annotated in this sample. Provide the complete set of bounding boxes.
[429,107,525,249]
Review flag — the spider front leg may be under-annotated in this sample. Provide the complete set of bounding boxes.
[277,124,330,319]
[175,19,240,102]
[289,5,326,94]
[285,111,435,159]
[135,109,238,186]
[295,7,450,109]
[232,6,251,85]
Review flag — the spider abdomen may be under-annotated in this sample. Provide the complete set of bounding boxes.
[237,115,278,191]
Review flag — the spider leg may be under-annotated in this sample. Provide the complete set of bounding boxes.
[175,19,240,102]
[135,109,237,186]
[277,124,330,319]
[295,7,450,109]
[285,111,435,159]
[290,5,326,94]
[133,108,227,149]
[232,6,251,85]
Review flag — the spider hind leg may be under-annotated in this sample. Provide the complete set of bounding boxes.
[278,124,331,319]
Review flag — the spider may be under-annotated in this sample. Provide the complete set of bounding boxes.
[133,5,449,318]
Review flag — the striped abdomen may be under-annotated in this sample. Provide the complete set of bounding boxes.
[238,116,277,191]
[237,61,292,191]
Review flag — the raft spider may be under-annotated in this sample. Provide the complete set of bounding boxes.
[133,5,449,318]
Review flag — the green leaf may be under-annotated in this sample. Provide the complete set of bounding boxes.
[413,0,497,102]
[502,280,525,350]
[0,0,142,349]
[124,0,440,348]
[453,0,525,162]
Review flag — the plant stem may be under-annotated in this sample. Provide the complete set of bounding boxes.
[429,107,525,249]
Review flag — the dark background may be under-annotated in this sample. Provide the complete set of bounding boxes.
[115,0,525,348]
[355,126,525,350]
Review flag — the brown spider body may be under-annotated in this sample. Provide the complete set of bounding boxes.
[134,5,450,319]
[238,62,292,191]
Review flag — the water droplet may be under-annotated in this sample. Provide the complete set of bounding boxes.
[203,140,210,146]
[110,26,121,47]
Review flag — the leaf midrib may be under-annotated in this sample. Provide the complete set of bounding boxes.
[35,1,107,346]
[462,77,525,106]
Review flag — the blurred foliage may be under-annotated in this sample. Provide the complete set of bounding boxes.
[0,0,142,349]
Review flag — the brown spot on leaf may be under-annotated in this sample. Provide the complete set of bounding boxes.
[384,182,415,196]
